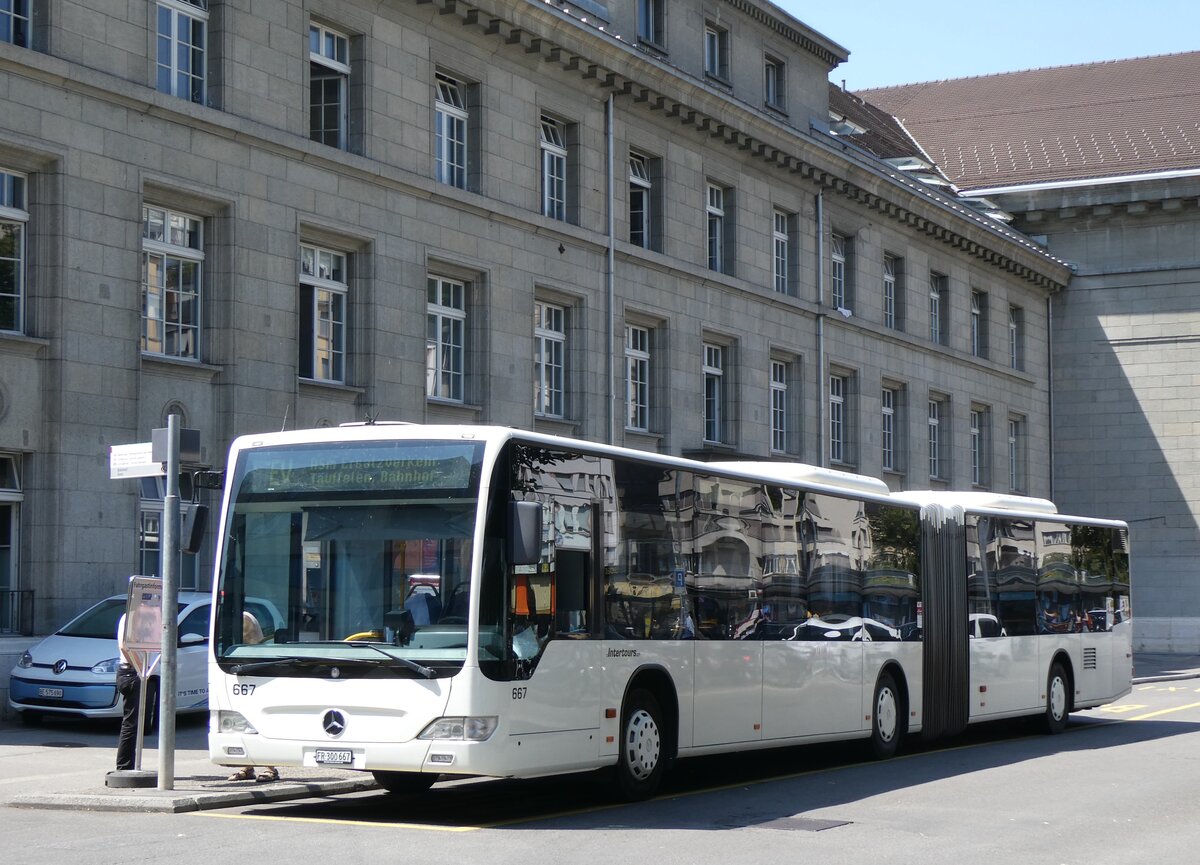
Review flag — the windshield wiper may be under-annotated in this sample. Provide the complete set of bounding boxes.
[348,642,436,679]
[229,656,318,675]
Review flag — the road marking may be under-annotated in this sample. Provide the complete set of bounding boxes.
[1126,701,1200,722]
[193,811,481,831]
[1097,704,1147,714]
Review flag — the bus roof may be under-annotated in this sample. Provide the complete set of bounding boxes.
[228,424,897,501]
[890,490,1059,515]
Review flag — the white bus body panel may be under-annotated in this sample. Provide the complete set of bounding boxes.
[693,643,764,745]
[761,641,865,741]
[969,635,1042,719]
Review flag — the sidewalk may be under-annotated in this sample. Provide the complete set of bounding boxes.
[0,714,379,813]
[3,651,1198,814]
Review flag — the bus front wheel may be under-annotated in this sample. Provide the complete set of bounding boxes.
[869,670,904,759]
[615,688,665,801]
[1043,662,1070,734]
[372,770,437,795]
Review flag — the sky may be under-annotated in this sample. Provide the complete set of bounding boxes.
[777,0,1200,90]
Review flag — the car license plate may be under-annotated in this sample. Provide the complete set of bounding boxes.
[38,687,64,699]
[314,749,353,765]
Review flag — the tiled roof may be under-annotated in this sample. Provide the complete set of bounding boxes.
[858,52,1200,191]
[828,83,932,164]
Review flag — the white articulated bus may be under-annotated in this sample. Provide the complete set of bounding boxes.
[208,424,1131,798]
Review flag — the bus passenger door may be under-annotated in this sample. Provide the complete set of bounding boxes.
[505,499,600,744]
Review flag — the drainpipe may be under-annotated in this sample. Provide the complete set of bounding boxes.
[815,192,826,467]
[606,93,616,445]
[1046,293,1054,501]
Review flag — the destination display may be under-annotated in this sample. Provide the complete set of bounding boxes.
[236,441,483,496]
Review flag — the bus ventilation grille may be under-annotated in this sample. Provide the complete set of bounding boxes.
[1083,647,1098,670]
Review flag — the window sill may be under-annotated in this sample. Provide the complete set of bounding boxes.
[299,377,365,396]
[141,353,221,380]
[704,73,732,90]
[636,39,668,58]
[764,101,788,118]
[534,416,579,436]
[425,398,482,419]
[0,331,50,357]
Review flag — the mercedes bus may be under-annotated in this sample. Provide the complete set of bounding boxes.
[208,424,1131,798]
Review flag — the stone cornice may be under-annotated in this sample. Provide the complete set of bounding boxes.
[435,0,1071,291]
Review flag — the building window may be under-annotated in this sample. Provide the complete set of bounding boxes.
[533,301,566,418]
[625,324,651,432]
[435,73,468,189]
[831,233,853,311]
[629,152,652,249]
[971,290,988,358]
[703,342,724,443]
[770,360,789,454]
[141,205,202,360]
[773,210,794,295]
[1008,417,1025,492]
[764,55,785,110]
[829,374,847,464]
[426,275,466,402]
[928,398,943,479]
[881,387,896,472]
[636,0,663,47]
[624,323,652,431]
[156,0,207,104]
[0,170,27,334]
[970,408,989,487]
[1,0,29,47]
[706,183,727,273]
[1009,305,1024,370]
[299,244,347,383]
[883,255,899,330]
[929,272,947,345]
[540,116,567,221]
[0,455,21,634]
[704,22,729,81]
[310,23,350,149]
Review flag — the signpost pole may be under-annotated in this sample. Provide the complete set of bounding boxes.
[158,415,180,791]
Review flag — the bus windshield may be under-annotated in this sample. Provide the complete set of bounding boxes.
[213,439,485,677]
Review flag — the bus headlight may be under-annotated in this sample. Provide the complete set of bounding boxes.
[218,711,258,735]
[418,716,497,741]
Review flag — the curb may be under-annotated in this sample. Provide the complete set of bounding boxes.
[1132,671,1200,685]
[5,777,380,814]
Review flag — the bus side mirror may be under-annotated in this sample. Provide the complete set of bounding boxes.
[509,501,543,566]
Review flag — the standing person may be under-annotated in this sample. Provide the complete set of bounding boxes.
[114,613,141,771]
[227,610,279,783]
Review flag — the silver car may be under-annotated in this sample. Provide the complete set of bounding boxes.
[7,591,213,727]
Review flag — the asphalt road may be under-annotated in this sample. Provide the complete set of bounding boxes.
[6,682,1200,865]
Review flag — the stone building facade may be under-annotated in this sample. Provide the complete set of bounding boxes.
[0,0,1067,642]
[861,53,1200,651]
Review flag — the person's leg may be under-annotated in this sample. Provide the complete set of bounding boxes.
[115,666,140,771]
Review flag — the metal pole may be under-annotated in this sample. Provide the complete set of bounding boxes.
[158,414,180,790]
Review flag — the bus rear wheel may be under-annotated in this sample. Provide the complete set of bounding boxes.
[372,770,437,795]
[869,670,904,759]
[1043,661,1070,734]
[615,688,665,801]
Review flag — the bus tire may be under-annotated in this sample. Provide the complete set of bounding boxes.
[615,688,665,801]
[869,670,904,760]
[372,770,437,795]
[1043,661,1070,734]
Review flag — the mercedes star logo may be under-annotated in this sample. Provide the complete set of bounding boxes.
[52,659,68,675]
[322,709,347,738]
